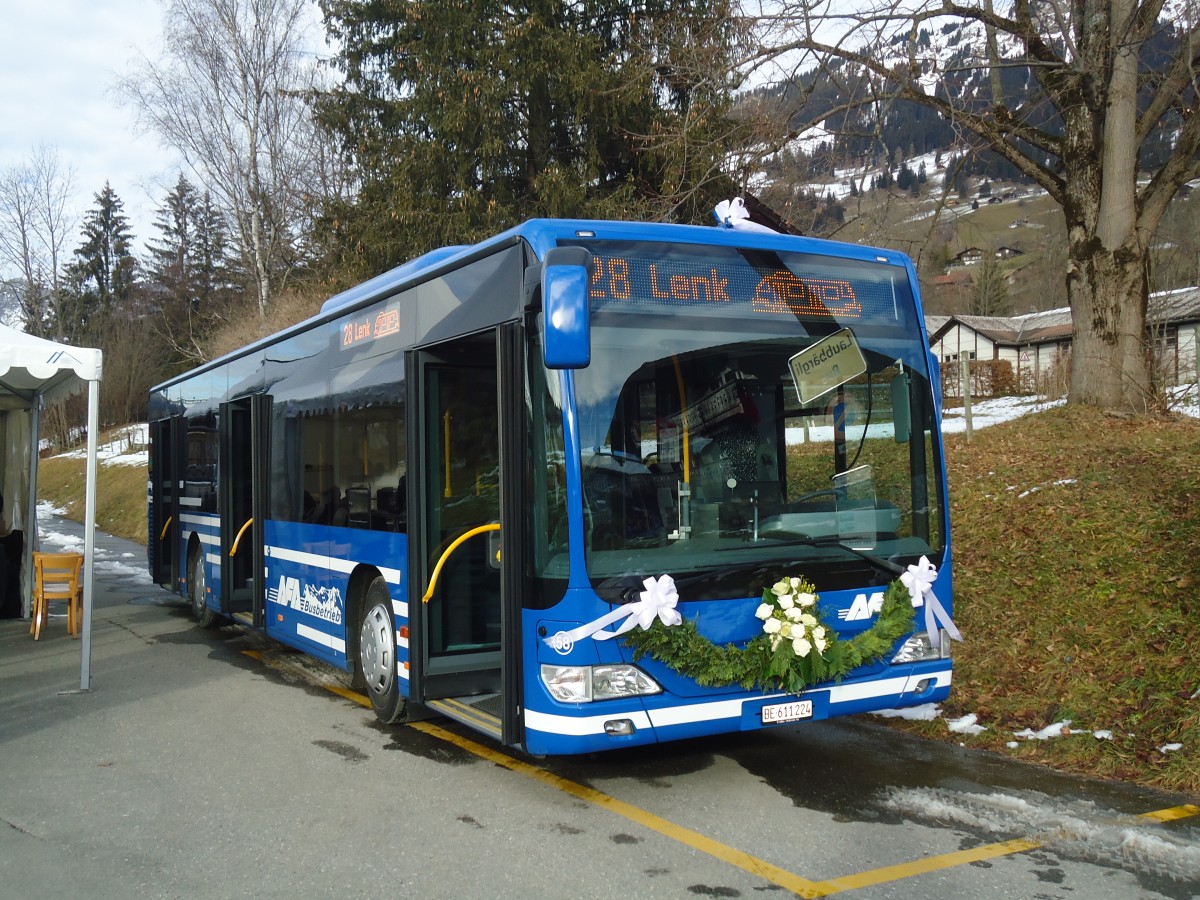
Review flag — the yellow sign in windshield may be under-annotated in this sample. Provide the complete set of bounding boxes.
[788,328,868,404]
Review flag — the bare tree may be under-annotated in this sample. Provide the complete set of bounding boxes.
[0,145,76,335]
[741,0,1200,414]
[121,0,325,317]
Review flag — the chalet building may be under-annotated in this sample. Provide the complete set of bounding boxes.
[951,247,986,267]
[926,287,1200,396]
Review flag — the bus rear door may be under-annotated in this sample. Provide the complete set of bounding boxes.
[411,326,523,747]
[149,416,186,590]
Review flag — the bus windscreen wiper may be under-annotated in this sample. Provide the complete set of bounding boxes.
[740,534,905,580]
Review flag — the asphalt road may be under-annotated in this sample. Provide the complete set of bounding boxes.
[2,519,1197,898]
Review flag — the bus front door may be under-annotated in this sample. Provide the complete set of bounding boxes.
[219,395,270,627]
[413,326,522,747]
[149,416,186,590]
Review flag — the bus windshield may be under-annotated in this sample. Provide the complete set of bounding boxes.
[556,240,943,601]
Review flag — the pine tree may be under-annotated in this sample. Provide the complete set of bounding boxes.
[145,174,237,365]
[315,0,741,275]
[969,255,1013,317]
[61,182,137,341]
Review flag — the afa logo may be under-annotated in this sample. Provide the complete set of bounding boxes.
[268,575,344,626]
[838,588,925,622]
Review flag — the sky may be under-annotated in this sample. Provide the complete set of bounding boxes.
[0,0,323,270]
[1,1,176,256]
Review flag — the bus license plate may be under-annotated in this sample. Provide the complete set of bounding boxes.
[761,700,813,724]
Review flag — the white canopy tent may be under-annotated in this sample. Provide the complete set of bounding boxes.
[0,324,103,690]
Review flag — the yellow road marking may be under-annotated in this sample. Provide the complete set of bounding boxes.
[813,837,1043,894]
[248,648,1200,895]
[1139,804,1200,823]
[409,720,828,898]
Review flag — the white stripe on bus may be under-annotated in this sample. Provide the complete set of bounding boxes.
[296,622,347,653]
[180,512,218,529]
[266,544,402,587]
[524,670,953,737]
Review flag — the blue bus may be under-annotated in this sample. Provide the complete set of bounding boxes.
[148,217,954,756]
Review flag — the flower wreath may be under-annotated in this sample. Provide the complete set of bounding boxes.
[619,576,916,694]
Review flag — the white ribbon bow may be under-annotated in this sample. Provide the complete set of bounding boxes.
[713,197,778,234]
[545,574,682,646]
[899,556,962,650]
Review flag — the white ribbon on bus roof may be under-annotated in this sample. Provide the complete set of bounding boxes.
[545,574,682,646]
[899,556,962,650]
[713,197,779,234]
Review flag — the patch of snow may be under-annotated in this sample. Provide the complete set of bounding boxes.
[947,713,987,735]
[871,702,942,721]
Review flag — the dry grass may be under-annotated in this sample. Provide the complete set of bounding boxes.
[36,452,148,545]
[893,406,1200,794]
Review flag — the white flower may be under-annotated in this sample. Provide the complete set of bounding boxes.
[792,636,812,657]
[814,633,827,652]
[778,593,795,610]
[813,626,826,642]
[770,634,782,651]
[785,607,804,622]
[762,617,781,634]
[772,579,792,596]
[754,602,773,620]
[780,622,792,638]
[797,592,817,607]
[800,613,817,628]
[789,577,802,591]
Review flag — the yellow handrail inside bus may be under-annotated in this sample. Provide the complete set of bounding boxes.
[230,518,254,557]
[159,515,173,541]
[422,523,500,603]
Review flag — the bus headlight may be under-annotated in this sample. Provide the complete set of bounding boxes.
[890,630,953,665]
[541,664,662,702]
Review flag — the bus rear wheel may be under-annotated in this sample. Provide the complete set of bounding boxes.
[187,542,217,628]
[359,578,405,724]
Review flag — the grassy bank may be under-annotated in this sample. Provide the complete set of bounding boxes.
[39,410,1200,794]
[36,452,148,544]
[927,406,1200,794]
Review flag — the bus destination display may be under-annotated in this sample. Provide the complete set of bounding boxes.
[588,253,869,319]
[341,306,400,349]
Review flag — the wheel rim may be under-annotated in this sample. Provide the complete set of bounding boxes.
[190,551,206,616]
[359,604,395,696]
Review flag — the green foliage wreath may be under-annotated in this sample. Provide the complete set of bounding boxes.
[621,577,916,694]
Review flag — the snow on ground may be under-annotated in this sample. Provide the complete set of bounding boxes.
[882,786,1200,884]
[56,423,149,467]
[35,500,152,586]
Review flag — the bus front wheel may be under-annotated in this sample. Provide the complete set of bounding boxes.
[187,542,217,628]
[359,578,405,724]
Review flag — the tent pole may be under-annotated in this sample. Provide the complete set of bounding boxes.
[80,380,100,691]
[23,398,41,618]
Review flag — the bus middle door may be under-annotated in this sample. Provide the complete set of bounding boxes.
[219,395,270,628]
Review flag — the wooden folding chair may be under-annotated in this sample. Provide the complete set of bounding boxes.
[30,552,84,641]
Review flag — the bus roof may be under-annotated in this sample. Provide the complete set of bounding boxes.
[151,217,916,391]
[318,219,915,316]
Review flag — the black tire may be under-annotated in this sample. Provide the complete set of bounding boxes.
[358,577,406,724]
[187,541,218,628]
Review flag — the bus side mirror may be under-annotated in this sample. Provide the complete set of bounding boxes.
[541,247,591,369]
